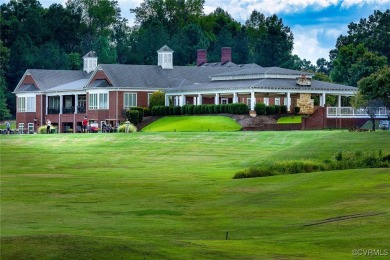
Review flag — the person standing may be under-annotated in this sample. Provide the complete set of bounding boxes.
[5,121,10,134]
[46,119,51,134]
[82,116,88,133]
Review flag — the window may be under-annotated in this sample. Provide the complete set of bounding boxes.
[124,93,137,109]
[89,93,108,110]
[284,97,288,106]
[89,93,98,109]
[221,98,228,104]
[17,97,26,112]
[264,97,269,106]
[275,97,280,106]
[99,93,108,109]
[148,93,153,106]
[17,96,36,112]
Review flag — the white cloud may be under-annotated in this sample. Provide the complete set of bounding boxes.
[341,0,390,8]
[292,25,345,63]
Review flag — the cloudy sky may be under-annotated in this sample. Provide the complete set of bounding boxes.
[16,0,390,64]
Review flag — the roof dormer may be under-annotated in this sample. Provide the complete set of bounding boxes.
[157,45,174,69]
[83,51,98,73]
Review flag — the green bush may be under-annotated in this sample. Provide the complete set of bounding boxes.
[149,91,165,109]
[164,106,170,116]
[117,123,137,133]
[214,105,221,114]
[130,107,144,123]
[255,103,266,115]
[126,109,140,125]
[220,104,228,113]
[181,105,188,115]
[274,105,281,114]
[294,106,300,114]
[207,105,215,114]
[280,105,287,114]
[174,106,181,115]
[234,150,390,179]
[151,106,165,116]
[187,105,195,115]
[38,125,56,134]
[143,107,151,117]
[266,105,275,115]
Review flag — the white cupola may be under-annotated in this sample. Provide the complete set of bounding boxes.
[157,45,174,69]
[83,51,98,73]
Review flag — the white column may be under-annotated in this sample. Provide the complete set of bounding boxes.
[215,93,220,105]
[165,95,169,106]
[337,95,342,107]
[198,94,203,105]
[287,92,291,112]
[75,94,78,114]
[46,95,48,115]
[250,90,255,110]
[321,93,326,107]
[233,92,238,103]
[60,95,63,114]
[193,97,197,105]
[180,94,185,106]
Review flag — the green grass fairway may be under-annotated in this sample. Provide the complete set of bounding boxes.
[1,131,390,259]
[277,115,302,124]
[141,116,241,132]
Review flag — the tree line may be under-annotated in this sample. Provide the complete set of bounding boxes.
[1,0,389,119]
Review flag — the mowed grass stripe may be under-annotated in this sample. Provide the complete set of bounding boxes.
[141,116,242,132]
[1,131,389,259]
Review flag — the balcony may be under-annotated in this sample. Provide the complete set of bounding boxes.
[48,108,60,114]
[77,106,86,114]
[63,107,75,114]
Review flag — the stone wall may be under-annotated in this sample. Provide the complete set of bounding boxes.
[297,93,314,114]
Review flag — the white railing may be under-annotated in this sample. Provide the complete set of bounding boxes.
[327,107,389,118]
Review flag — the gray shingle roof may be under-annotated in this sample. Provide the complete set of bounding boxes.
[94,64,247,89]
[83,51,97,58]
[166,78,357,93]
[14,69,91,93]
[210,67,313,78]
[17,84,39,92]
[157,45,174,52]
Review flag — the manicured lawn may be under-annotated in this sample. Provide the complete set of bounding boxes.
[141,115,241,132]
[1,131,389,259]
[277,115,302,124]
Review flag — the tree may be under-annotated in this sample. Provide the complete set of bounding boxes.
[316,58,331,75]
[0,40,11,120]
[358,66,390,108]
[331,44,387,86]
[245,11,293,67]
[149,90,165,109]
[336,10,390,64]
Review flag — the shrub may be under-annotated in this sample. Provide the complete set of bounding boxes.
[255,103,266,115]
[149,91,165,109]
[118,123,137,133]
[164,106,170,116]
[130,107,144,123]
[266,105,275,115]
[274,105,280,114]
[143,107,151,117]
[181,105,188,115]
[174,106,181,115]
[207,105,215,114]
[294,106,300,114]
[151,106,165,116]
[280,105,287,114]
[187,105,195,115]
[126,109,140,125]
[214,105,221,114]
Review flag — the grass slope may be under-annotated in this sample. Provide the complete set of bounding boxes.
[277,115,302,124]
[1,131,390,259]
[141,116,241,132]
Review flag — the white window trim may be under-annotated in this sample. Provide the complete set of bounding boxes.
[148,93,153,106]
[124,93,137,109]
[17,94,36,112]
[264,97,269,106]
[221,97,228,104]
[88,90,109,110]
[275,97,280,106]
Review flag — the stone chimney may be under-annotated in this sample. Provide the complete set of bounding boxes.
[221,47,232,65]
[197,49,207,66]
[83,51,98,73]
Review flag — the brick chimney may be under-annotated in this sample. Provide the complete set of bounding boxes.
[221,47,232,64]
[197,49,207,66]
